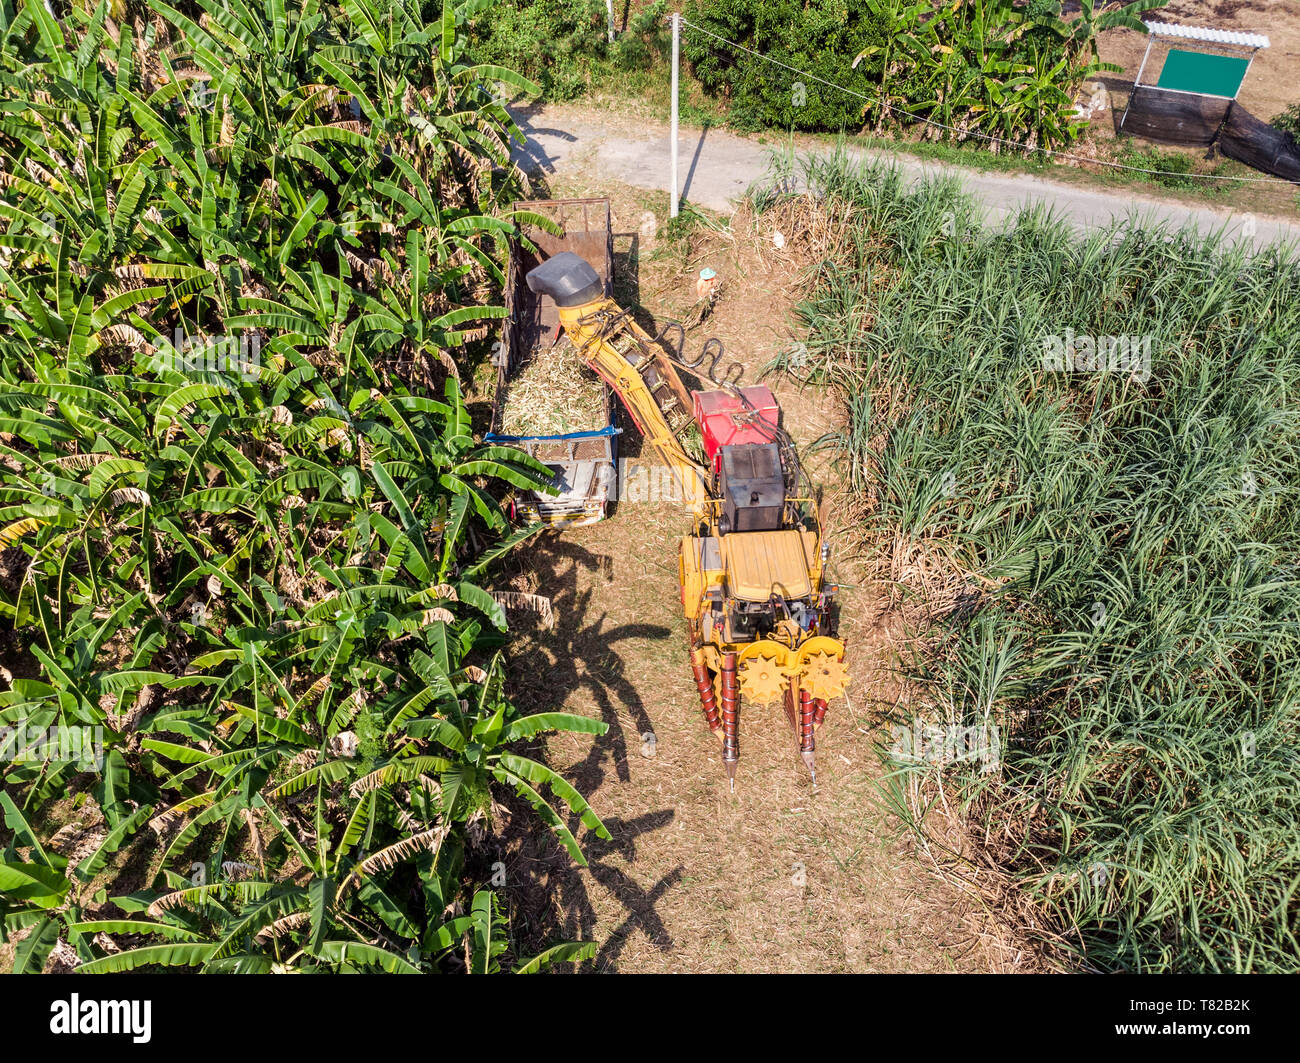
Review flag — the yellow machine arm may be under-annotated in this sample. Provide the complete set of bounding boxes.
[554,296,712,515]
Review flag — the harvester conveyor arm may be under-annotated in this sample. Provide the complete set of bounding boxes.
[525,253,711,513]
[556,298,712,517]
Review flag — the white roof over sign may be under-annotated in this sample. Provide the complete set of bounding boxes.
[1145,21,1270,49]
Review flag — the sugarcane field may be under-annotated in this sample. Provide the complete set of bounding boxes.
[1,0,1298,1037]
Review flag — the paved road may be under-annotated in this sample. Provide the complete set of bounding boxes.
[511,104,1300,254]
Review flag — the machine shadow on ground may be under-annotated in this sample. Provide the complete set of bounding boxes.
[492,532,687,969]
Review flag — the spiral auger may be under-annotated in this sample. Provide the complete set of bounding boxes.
[690,646,721,734]
[720,651,740,793]
[799,687,817,788]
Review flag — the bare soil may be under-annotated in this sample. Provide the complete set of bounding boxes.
[1097,1,1299,123]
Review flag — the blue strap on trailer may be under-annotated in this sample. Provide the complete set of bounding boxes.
[486,424,621,445]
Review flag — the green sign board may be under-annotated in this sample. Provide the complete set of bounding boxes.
[1156,49,1250,98]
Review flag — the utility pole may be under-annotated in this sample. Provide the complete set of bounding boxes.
[670,12,680,218]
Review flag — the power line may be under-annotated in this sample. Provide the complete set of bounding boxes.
[678,17,1297,188]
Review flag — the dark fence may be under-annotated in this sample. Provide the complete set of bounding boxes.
[1120,85,1300,183]
[1121,86,1230,146]
[1219,104,1300,182]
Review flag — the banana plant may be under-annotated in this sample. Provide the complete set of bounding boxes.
[0,0,604,973]
[64,642,608,971]
[424,889,597,973]
[0,790,156,974]
[1048,0,1164,68]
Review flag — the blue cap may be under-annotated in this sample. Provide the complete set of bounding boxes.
[699,267,717,280]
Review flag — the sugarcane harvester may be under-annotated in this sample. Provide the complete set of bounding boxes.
[525,253,848,790]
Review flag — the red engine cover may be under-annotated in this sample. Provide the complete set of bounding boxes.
[693,386,781,471]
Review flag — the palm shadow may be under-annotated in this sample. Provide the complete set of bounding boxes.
[568,810,683,972]
[505,532,668,788]
[508,105,578,178]
[495,534,689,969]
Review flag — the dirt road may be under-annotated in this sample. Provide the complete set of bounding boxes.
[511,102,1299,253]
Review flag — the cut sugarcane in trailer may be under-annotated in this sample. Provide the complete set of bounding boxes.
[488,198,620,526]
[524,251,848,790]
[498,339,607,437]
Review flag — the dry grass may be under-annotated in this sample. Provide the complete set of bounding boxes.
[499,337,607,437]
[494,509,1050,972]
